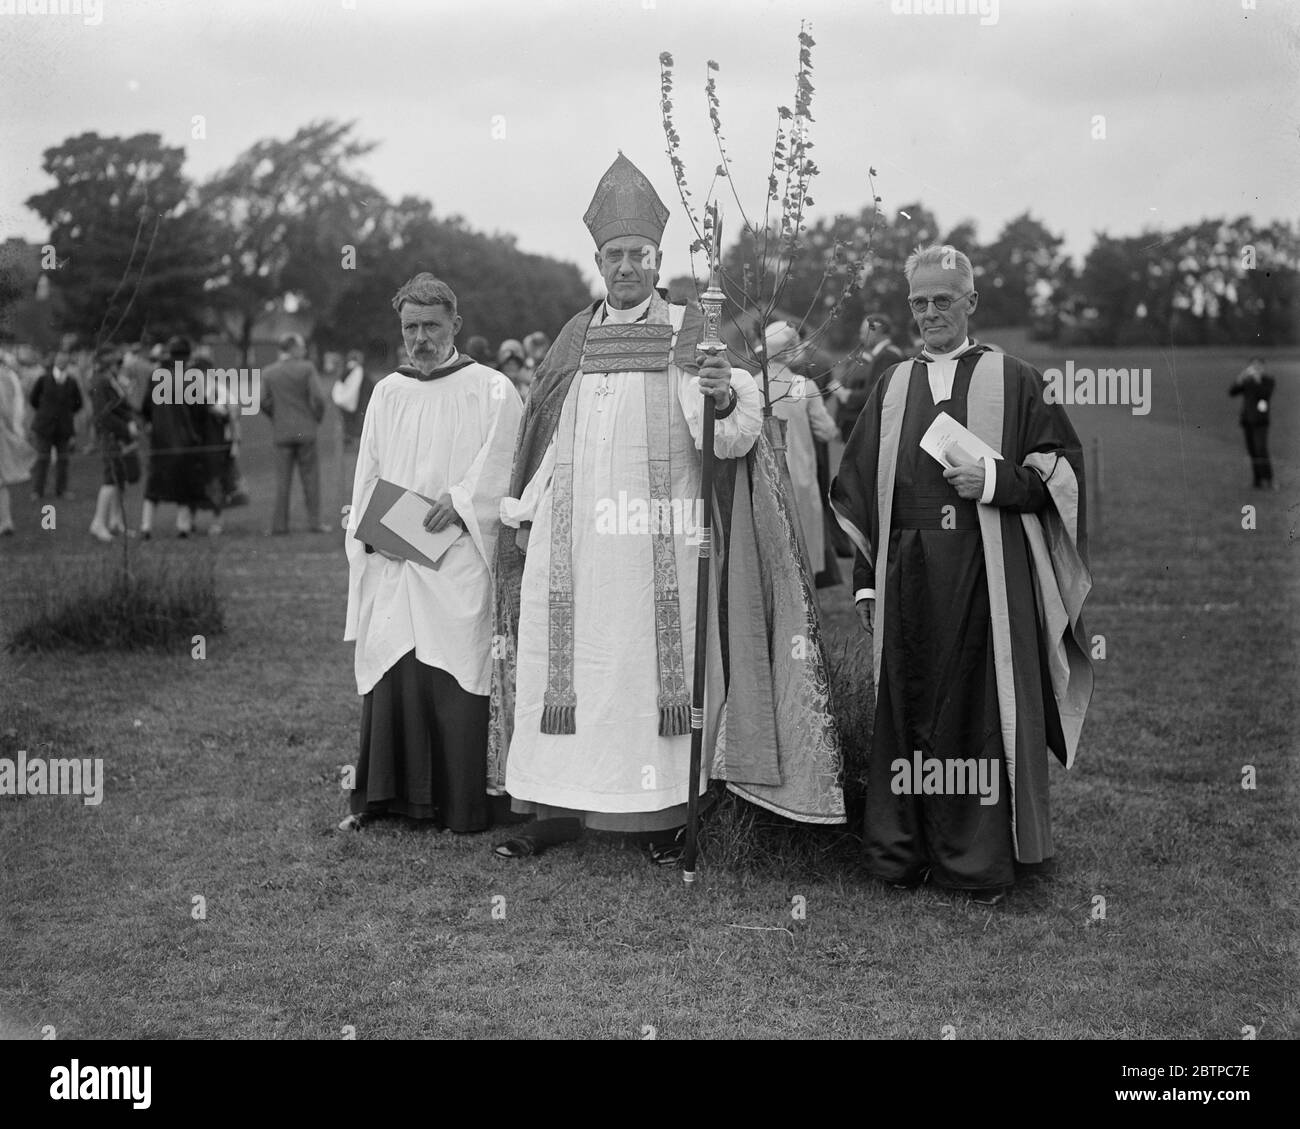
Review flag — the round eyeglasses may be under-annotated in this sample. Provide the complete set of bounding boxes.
[909,291,973,314]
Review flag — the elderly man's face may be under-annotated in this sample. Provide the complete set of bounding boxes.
[908,263,977,354]
[401,302,462,369]
[596,236,659,310]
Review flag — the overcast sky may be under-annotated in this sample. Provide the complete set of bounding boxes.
[1,0,1296,289]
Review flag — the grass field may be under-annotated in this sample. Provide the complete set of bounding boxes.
[1,340,1296,1039]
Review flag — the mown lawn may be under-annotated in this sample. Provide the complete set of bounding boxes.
[1,344,1296,1039]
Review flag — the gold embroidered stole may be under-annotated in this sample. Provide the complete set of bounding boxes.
[542,294,691,736]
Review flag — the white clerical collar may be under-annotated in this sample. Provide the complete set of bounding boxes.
[920,337,972,405]
[601,293,653,324]
[921,337,972,363]
[869,337,892,359]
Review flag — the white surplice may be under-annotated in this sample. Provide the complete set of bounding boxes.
[501,300,763,814]
[345,359,523,696]
[767,359,838,572]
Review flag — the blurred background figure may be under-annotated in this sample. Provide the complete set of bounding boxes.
[192,346,230,536]
[331,347,377,512]
[260,331,329,534]
[522,330,551,376]
[88,345,140,542]
[120,342,156,414]
[1229,356,1277,490]
[464,335,492,367]
[834,313,904,446]
[0,350,36,535]
[140,335,211,539]
[763,320,839,585]
[28,348,83,501]
[496,338,530,399]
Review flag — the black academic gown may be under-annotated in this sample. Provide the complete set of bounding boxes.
[832,347,1087,890]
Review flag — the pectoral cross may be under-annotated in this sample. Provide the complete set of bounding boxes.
[594,374,615,411]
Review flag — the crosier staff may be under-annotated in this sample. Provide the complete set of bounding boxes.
[683,202,725,885]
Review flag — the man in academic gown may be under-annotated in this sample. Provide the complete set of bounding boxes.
[341,273,523,832]
[489,154,768,861]
[830,245,1094,901]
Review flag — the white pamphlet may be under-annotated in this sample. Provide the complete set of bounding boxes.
[919,411,1002,469]
[379,490,462,564]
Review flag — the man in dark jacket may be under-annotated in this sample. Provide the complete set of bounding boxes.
[28,349,84,500]
[260,333,328,533]
[1229,357,1276,489]
[834,313,905,444]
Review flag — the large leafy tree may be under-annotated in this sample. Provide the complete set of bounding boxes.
[320,195,593,369]
[713,201,976,371]
[24,131,215,344]
[200,119,383,364]
[972,211,1073,333]
[1075,217,1297,346]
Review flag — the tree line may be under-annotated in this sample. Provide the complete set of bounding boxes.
[3,118,1296,362]
[3,120,594,365]
[712,201,1297,350]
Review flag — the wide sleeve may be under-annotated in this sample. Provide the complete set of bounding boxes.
[500,432,557,531]
[678,365,762,459]
[988,359,1079,516]
[829,376,886,583]
[449,373,524,570]
[343,383,385,642]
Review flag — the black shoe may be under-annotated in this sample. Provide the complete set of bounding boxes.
[494,816,579,858]
[873,866,929,890]
[644,826,687,867]
[969,886,1009,906]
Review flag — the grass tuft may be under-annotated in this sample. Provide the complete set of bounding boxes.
[6,550,224,653]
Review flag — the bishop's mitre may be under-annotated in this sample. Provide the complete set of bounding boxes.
[583,152,670,249]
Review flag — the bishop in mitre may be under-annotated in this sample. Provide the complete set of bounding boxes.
[341,274,523,833]
[487,154,762,860]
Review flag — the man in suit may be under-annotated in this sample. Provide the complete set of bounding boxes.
[1229,357,1277,489]
[28,349,84,500]
[332,348,378,512]
[835,313,905,445]
[260,333,328,533]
